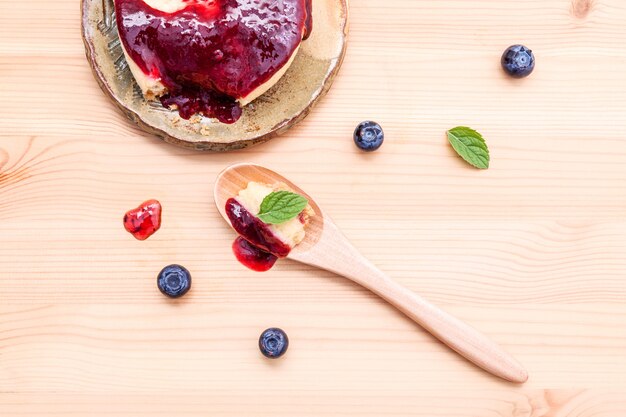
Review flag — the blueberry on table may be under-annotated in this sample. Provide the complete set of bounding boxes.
[501,45,535,78]
[259,328,289,359]
[157,264,192,298]
[354,121,384,151]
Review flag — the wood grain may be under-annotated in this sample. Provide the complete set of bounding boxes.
[2,0,626,414]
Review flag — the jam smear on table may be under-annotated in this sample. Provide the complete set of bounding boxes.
[115,0,312,123]
[232,236,278,271]
[123,199,162,240]
[225,198,291,258]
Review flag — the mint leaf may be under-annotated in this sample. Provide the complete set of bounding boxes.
[257,191,309,225]
[446,126,490,169]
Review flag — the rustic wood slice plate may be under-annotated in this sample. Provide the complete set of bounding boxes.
[81,0,348,151]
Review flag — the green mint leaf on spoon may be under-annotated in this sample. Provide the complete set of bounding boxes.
[446,126,490,169]
[257,191,309,225]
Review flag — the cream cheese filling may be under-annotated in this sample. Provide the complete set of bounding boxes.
[235,182,313,248]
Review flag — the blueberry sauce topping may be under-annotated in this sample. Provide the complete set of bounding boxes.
[123,199,162,240]
[114,0,312,123]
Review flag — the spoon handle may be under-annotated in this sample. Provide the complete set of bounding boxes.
[354,263,528,382]
[292,221,528,383]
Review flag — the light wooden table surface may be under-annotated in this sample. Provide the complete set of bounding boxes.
[2,0,626,415]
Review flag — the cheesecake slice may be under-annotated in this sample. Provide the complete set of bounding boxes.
[114,0,312,123]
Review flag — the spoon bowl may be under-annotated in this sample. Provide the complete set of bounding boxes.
[214,163,325,252]
[214,163,528,383]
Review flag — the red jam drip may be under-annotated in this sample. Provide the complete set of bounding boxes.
[303,0,313,40]
[123,199,162,240]
[232,236,278,271]
[225,198,291,258]
[160,88,242,123]
[114,0,311,123]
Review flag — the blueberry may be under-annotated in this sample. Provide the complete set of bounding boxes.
[354,121,384,151]
[258,328,289,359]
[501,45,535,78]
[157,264,191,298]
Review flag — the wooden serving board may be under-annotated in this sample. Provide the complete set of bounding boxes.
[1,0,626,415]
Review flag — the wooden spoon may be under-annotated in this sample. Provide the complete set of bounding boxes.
[214,163,529,383]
